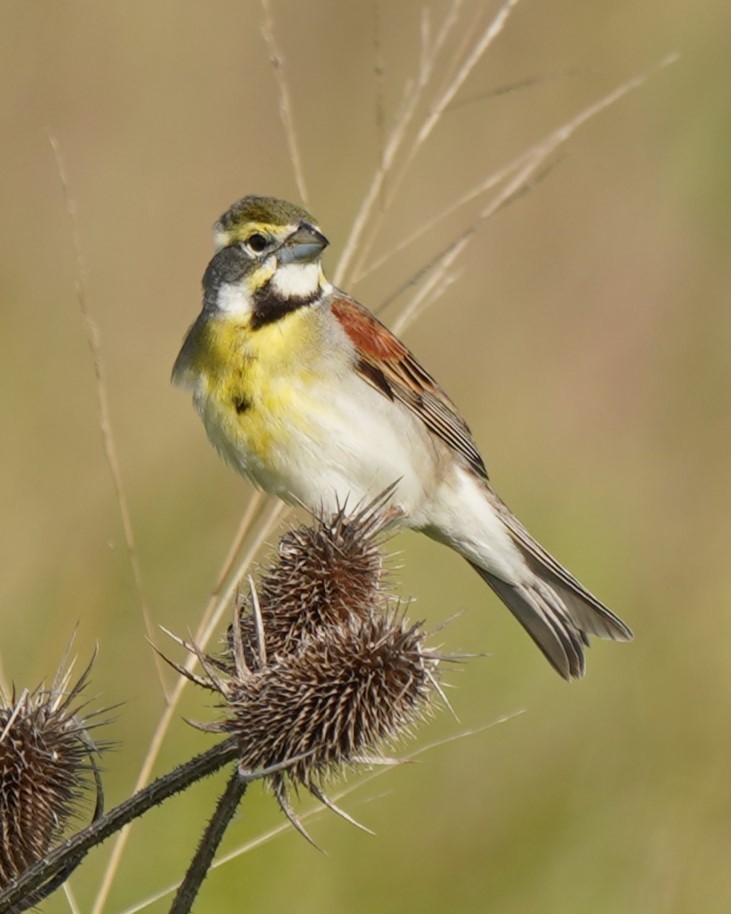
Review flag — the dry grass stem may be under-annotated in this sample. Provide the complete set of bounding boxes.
[389,0,520,203]
[347,0,520,285]
[260,0,310,206]
[334,0,466,286]
[357,149,532,285]
[62,882,81,914]
[89,498,285,914]
[372,3,386,210]
[209,712,525,870]
[390,54,678,337]
[48,135,168,704]
[210,491,266,595]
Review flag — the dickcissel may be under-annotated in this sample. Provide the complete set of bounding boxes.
[173,195,632,679]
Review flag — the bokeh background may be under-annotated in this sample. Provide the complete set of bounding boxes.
[2,1,730,912]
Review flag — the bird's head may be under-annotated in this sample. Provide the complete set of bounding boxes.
[202,195,331,327]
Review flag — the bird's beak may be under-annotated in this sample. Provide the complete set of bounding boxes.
[278,222,329,264]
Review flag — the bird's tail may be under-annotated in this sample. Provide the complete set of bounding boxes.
[468,510,633,679]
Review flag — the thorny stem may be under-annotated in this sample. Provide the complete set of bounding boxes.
[0,737,240,914]
[169,769,248,914]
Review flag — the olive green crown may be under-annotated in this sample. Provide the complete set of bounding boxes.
[216,195,316,235]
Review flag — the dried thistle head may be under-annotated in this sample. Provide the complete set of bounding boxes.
[0,655,106,888]
[232,492,397,665]
[170,493,443,839]
[195,603,439,840]
[213,608,436,777]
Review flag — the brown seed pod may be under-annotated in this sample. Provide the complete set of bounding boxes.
[169,492,443,840]
[216,609,437,780]
[0,655,106,888]
[230,489,398,666]
[189,603,439,841]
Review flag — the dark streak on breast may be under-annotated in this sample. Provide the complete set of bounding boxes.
[233,395,251,414]
[251,287,320,330]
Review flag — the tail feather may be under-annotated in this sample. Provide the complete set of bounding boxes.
[471,564,588,679]
[468,527,632,680]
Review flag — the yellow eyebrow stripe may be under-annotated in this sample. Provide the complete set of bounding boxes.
[214,221,295,250]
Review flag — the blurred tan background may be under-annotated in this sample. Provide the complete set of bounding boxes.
[1,1,730,912]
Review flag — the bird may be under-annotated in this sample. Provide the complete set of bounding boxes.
[173,194,632,679]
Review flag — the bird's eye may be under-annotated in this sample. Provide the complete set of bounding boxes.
[246,233,268,253]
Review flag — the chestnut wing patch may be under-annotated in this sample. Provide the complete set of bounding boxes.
[331,295,488,481]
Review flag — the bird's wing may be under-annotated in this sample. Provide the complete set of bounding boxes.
[331,294,488,481]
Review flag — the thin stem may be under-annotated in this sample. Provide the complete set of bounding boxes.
[48,134,168,703]
[169,769,248,914]
[210,492,266,595]
[357,147,531,287]
[388,54,679,338]
[114,713,523,914]
[348,0,520,285]
[260,0,309,206]
[333,0,465,287]
[372,1,386,212]
[62,882,82,914]
[211,713,526,870]
[0,737,240,913]
[90,497,285,914]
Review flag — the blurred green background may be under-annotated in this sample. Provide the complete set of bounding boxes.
[2,1,730,912]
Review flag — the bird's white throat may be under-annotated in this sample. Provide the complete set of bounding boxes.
[213,262,329,319]
[270,262,322,299]
[215,282,255,316]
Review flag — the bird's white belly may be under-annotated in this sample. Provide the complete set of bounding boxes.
[196,365,527,585]
[225,372,441,520]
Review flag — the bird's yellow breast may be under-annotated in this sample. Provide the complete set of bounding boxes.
[174,307,332,472]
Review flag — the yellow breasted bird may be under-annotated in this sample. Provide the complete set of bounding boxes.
[173,195,632,679]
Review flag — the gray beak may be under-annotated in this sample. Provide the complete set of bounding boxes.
[278,222,329,265]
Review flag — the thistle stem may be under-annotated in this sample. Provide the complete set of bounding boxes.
[169,767,248,914]
[0,737,240,913]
